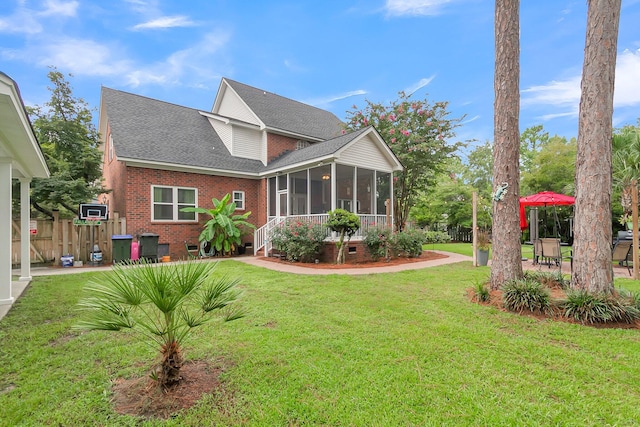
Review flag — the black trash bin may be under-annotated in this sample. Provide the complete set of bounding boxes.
[111,234,133,263]
[138,232,159,262]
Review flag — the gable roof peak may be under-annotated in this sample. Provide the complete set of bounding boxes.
[217,77,345,141]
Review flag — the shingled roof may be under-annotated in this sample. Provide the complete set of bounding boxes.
[264,127,372,172]
[102,83,399,176]
[223,78,344,141]
[102,87,264,174]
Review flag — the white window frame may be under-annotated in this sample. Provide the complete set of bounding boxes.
[233,190,245,210]
[108,135,114,162]
[151,185,198,222]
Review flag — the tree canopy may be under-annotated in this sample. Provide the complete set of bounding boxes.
[345,92,465,231]
[27,68,105,218]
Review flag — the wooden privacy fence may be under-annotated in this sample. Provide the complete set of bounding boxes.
[11,212,126,266]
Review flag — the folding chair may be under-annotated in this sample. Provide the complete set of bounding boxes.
[533,239,543,265]
[612,239,633,276]
[538,238,572,273]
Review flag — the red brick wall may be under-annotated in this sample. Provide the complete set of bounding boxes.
[315,241,371,264]
[100,124,128,216]
[267,133,299,163]
[120,166,265,260]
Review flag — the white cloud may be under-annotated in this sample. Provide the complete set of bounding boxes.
[0,0,78,34]
[460,115,480,125]
[0,9,42,34]
[125,30,231,87]
[384,0,453,16]
[34,38,132,77]
[132,15,197,30]
[522,49,640,121]
[613,49,640,107]
[405,75,435,95]
[5,28,231,90]
[40,0,79,17]
[283,59,307,73]
[304,90,368,107]
[521,76,582,108]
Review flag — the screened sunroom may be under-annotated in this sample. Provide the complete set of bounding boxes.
[252,126,403,255]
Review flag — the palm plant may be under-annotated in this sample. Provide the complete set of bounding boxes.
[612,126,640,216]
[182,193,255,255]
[75,260,243,388]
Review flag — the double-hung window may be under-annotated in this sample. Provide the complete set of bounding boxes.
[233,191,245,210]
[152,185,197,222]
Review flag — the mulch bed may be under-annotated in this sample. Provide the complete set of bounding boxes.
[111,359,232,419]
[258,250,448,269]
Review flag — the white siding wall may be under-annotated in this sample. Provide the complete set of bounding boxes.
[218,89,260,125]
[209,119,232,153]
[233,126,262,161]
[339,135,394,172]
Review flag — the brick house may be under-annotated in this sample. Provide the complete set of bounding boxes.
[98,78,403,260]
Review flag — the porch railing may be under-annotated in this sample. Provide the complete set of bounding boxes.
[254,214,391,255]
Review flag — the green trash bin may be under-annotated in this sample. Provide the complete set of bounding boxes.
[139,233,159,262]
[111,235,132,263]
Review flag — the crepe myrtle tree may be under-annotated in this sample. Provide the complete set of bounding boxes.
[345,92,465,231]
[75,260,243,388]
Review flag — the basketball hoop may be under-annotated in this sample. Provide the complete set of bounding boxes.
[78,204,109,221]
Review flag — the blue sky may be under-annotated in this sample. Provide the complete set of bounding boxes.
[1,0,640,158]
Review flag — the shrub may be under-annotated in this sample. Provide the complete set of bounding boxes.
[270,221,327,262]
[472,281,490,303]
[363,226,392,261]
[619,289,640,311]
[326,209,361,264]
[501,279,551,314]
[560,290,640,324]
[523,270,567,290]
[391,229,426,258]
[424,231,451,244]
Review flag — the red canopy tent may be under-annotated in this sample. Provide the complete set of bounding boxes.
[519,191,575,233]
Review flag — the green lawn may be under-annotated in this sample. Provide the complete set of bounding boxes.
[2,258,640,425]
[427,242,535,259]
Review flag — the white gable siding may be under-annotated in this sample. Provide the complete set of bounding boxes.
[218,89,260,125]
[233,126,262,161]
[208,119,232,153]
[339,134,394,172]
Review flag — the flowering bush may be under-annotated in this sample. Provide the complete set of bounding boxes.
[391,229,427,258]
[424,231,452,244]
[363,226,393,261]
[270,221,327,262]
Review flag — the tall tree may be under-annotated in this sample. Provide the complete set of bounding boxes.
[27,68,104,218]
[571,0,621,293]
[521,136,577,195]
[491,0,523,289]
[520,124,550,175]
[345,93,464,231]
[464,140,494,198]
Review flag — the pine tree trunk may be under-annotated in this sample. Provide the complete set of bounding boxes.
[490,0,523,289]
[571,0,621,293]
